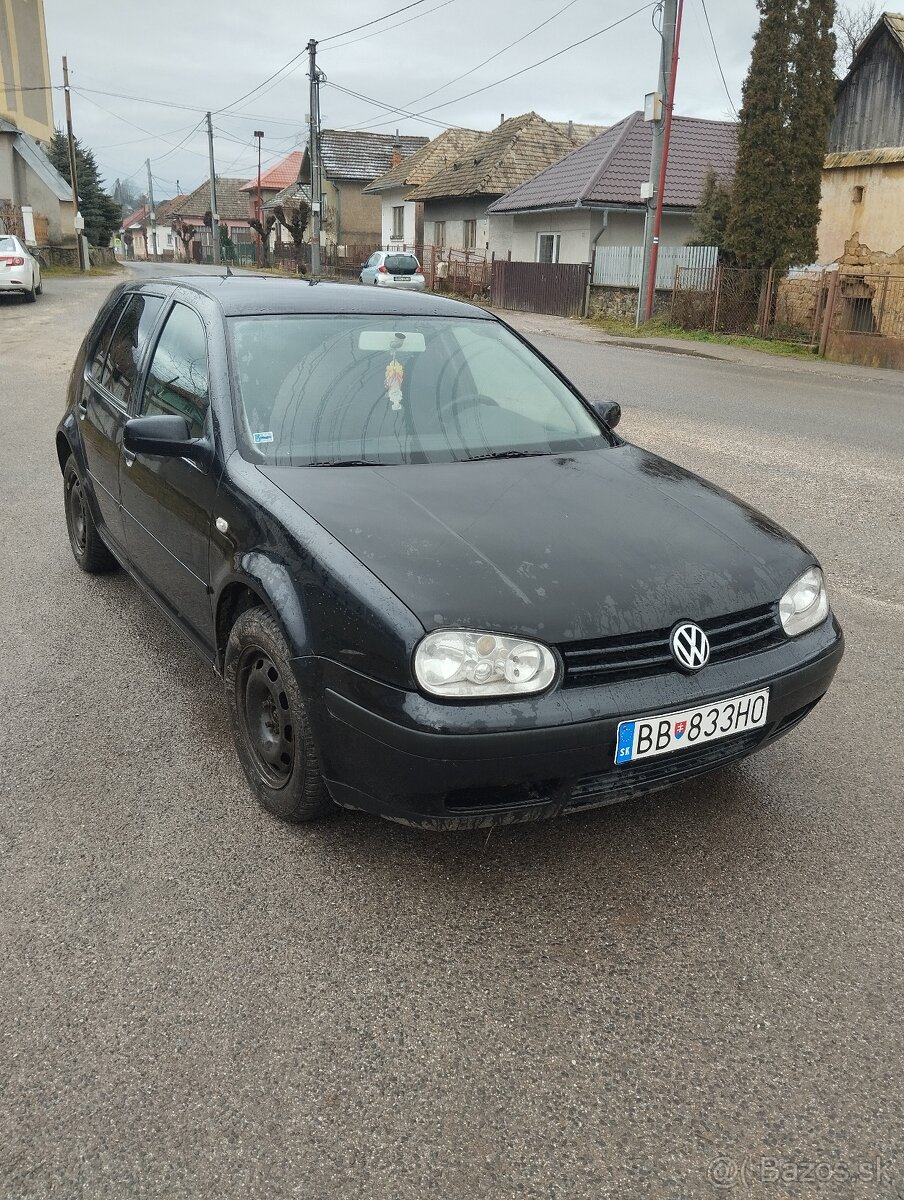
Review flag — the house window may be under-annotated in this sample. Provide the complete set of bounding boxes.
[852,185,865,204]
[463,219,477,250]
[537,233,560,263]
[434,221,446,248]
[391,205,404,239]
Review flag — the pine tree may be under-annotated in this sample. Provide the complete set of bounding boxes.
[688,168,734,256]
[725,0,836,271]
[48,130,122,247]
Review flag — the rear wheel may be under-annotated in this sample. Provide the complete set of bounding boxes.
[224,606,333,823]
[63,457,118,573]
[35,276,43,295]
[23,282,36,303]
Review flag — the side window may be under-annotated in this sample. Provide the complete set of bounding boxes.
[104,293,165,408]
[141,303,210,438]
[367,253,379,267]
[89,296,130,382]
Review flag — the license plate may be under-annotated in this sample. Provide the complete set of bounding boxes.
[394,275,410,281]
[614,688,769,765]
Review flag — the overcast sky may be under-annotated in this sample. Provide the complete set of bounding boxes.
[41,0,871,201]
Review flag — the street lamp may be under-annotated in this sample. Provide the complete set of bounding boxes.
[254,130,265,266]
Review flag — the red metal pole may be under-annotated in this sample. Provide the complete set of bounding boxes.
[257,135,263,267]
[643,0,684,322]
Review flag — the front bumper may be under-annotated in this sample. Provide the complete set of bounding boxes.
[303,616,844,829]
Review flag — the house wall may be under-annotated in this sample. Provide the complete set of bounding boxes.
[829,26,904,152]
[494,207,695,263]
[0,134,74,242]
[818,162,904,262]
[380,187,418,247]
[331,178,382,248]
[0,0,55,144]
[422,197,494,251]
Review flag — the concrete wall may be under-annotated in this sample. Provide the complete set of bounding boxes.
[379,187,419,247]
[818,162,904,262]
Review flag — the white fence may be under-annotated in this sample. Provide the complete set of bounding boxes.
[592,244,719,289]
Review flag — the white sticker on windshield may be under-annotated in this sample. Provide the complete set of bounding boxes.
[253,431,274,445]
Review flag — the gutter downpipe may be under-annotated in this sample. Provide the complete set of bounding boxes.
[582,203,608,317]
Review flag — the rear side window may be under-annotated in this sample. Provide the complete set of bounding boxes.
[385,254,419,273]
[141,302,210,438]
[104,293,165,408]
[89,295,130,382]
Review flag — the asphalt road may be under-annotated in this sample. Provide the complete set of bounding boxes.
[2,267,903,1200]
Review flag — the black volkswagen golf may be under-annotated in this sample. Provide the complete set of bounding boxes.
[57,276,843,828]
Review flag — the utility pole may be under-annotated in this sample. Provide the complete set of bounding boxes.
[254,130,265,267]
[61,56,84,272]
[145,159,158,261]
[205,111,221,266]
[636,0,683,325]
[307,39,322,276]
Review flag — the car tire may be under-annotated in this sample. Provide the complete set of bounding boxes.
[35,279,43,296]
[63,457,118,573]
[23,282,36,303]
[224,606,334,823]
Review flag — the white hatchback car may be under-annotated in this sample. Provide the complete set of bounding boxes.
[360,251,425,291]
[0,234,42,302]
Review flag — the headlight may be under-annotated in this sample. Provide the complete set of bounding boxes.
[414,630,557,698]
[779,567,830,636]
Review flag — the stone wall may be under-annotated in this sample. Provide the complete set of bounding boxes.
[588,285,671,322]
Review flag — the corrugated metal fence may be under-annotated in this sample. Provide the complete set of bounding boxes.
[593,244,718,289]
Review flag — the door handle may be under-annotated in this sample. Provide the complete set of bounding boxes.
[123,447,136,468]
[77,397,88,420]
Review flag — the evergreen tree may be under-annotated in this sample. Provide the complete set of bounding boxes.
[688,168,734,256]
[48,130,122,247]
[725,0,836,271]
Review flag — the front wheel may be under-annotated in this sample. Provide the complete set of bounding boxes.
[224,607,333,823]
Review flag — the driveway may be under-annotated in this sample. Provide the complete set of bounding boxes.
[1,269,902,1199]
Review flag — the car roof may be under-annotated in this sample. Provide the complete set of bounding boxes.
[137,276,491,319]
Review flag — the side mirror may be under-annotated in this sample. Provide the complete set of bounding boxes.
[124,414,211,467]
[591,399,621,430]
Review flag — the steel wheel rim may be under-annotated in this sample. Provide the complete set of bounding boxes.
[67,475,87,555]
[237,648,295,789]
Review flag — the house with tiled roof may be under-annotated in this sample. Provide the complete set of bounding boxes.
[363,127,484,254]
[298,129,428,248]
[167,177,254,260]
[487,112,737,264]
[119,194,187,260]
[404,113,598,254]
[240,150,302,222]
[0,116,75,245]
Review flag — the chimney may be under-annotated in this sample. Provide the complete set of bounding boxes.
[500,113,505,125]
[567,119,574,139]
[391,129,402,168]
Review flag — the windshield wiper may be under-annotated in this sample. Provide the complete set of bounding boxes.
[305,458,384,467]
[461,450,550,462]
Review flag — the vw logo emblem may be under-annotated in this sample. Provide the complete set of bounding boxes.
[670,622,710,671]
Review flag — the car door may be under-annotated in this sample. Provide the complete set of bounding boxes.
[361,252,379,284]
[79,291,166,551]
[119,299,218,649]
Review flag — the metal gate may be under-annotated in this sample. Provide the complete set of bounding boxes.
[491,260,590,318]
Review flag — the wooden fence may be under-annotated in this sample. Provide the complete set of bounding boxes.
[491,260,591,318]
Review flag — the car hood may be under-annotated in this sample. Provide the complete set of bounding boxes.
[260,446,812,643]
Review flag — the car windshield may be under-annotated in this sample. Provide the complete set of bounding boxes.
[228,315,608,466]
[385,254,419,273]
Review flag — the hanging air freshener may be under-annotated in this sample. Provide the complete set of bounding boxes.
[385,357,404,411]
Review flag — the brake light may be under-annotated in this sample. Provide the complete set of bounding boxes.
[377,264,388,273]
[1,256,25,266]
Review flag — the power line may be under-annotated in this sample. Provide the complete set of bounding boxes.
[329,2,656,130]
[323,81,465,131]
[699,0,739,117]
[324,0,457,50]
[320,0,432,43]
[72,88,214,160]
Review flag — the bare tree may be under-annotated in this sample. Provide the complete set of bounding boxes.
[172,217,198,263]
[835,2,879,74]
[248,213,277,267]
[273,201,310,273]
